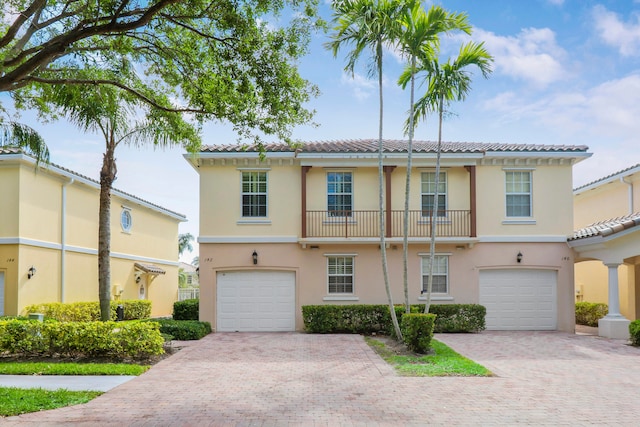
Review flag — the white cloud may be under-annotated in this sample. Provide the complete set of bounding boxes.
[473,27,567,87]
[340,72,397,101]
[593,5,640,57]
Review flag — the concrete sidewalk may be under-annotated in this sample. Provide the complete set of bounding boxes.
[0,375,135,392]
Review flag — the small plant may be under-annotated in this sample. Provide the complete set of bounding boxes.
[400,313,436,354]
[575,302,608,327]
[173,299,199,320]
[150,319,211,340]
[630,320,640,346]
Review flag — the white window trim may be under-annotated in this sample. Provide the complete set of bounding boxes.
[419,253,450,296]
[326,171,354,219]
[240,170,268,219]
[420,170,448,218]
[504,170,533,219]
[326,255,355,296]
[120,206,132,233]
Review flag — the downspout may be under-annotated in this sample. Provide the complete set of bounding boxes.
[61,178,74,302]
[620,176,633,215]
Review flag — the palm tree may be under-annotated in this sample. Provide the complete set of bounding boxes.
[179,233,195,256]
[1,121,50,162]
[404,41,493,314]
[326,0,404,339]
[397,3,471,312]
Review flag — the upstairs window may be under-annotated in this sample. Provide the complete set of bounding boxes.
[327,172,352,217]
[120,207,132,232]
[421,255,449,294]
[328,256,354,294]
[242,171,267,217]
[505,171,532,217]
[421,172,447,217]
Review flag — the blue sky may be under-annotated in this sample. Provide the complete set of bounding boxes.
[7,0,640,262]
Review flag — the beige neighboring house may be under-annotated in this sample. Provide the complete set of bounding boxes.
[186,139,590,333]
[571,164,640,339]
[0,148,186,317]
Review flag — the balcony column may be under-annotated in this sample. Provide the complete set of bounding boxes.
[598,262,630,340]
[301,166,312,238]
[465,165,477,238]
[383,166,396,238]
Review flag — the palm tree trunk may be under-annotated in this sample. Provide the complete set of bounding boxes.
[425,95,444,314]
[402,54,417,314]
[377,41,402,340]
[98,132,117,321]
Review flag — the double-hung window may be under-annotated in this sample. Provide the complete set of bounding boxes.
[421,172,447,217]
[421,255,448,294]
[327,256,354,294]
[241,171,267,217]
[327,171,352,217]
[505,171,532,217]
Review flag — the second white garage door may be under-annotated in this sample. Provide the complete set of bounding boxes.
[479,269,557,330]
[216,270,295,332]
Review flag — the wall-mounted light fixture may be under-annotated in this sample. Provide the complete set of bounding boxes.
[516,252,523,263]
[27,266,36,279]
[136,275,142,284]
[252,250,258,265]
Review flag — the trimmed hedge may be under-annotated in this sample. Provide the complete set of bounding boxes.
[575,302,608,327]
[23,300,152,322]
[302,304,485,334]
[630,320,640,346]
[401,313,436,353]
[0,319,164,358]
[173,299,199,320]
[150,319,211,340]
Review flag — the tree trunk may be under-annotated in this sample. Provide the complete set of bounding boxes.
[425,95,444,314]
[376,41,402,340]
[98,132,117,321]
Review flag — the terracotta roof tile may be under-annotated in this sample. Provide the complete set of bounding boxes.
[201,139,589,154]
[570,213,640,241]
[134,263,166,275]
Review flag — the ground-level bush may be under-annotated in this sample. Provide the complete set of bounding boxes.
[149,319,211,340]
[23,300,151,322]
[302,304,485,334]
[173,299,199,320]
[575,302,608,327]
[0,319,163,359]
[400,313,436,353]
[630,320,640,346]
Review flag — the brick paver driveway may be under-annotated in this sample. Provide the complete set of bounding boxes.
[4,331,640,426]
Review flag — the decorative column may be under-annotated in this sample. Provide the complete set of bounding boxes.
[598,263,630,340]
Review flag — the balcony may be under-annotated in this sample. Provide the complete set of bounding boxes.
[304,210,471,238]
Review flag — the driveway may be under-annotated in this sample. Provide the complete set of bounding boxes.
[4,331,640,426]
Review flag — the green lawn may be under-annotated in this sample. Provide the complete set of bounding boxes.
[0,361,149,376]
[365,336,492,377]
[0,387,102,417]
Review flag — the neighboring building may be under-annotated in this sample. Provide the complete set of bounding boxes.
[0,148,185,317]
[186,139,590,333]
[571,164,640,339]
[178,262,200,301]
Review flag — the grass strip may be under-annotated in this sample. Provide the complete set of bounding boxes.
[0,362,148,376]
[365,336,492,377]
[0,387,102,416]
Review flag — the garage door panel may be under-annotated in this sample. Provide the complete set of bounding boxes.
[480,269,557,331]
[217,271,295,332]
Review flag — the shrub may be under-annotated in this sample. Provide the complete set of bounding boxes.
[400,313,436,353]
[151,319,211,340]
[630,320,640,346]
[173,299,199,320]
[575,302,608,327]
[23,300,151,321]
[302,304,485,334]
[0,319,164,359]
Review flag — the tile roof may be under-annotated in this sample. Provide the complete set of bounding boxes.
[574,163,640,192]
[201,139,589,154]
[134,263,166,275]
[0,148,186,220]
[570,213,640,241]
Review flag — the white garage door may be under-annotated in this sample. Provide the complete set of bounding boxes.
[216,270,295,332]
[479,269,557,330]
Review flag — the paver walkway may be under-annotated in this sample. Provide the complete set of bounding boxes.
[3,331,639,426]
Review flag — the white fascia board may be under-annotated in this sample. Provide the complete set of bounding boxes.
[574,165,640,195]
[484,151,592,162]
[198,236,299,243]
[478,235,570,243]
[196,152,296,159]
[297,152,482,161]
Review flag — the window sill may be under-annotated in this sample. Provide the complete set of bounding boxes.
[418,295,454,301]
[502,219,536,225]
[237,219,272,225]
[323,295,359,301]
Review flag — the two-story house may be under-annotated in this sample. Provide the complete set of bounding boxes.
[0,148,185,317]
[570,164,640,339]
[187,139,590,332]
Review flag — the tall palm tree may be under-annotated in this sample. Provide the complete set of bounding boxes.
[397,3,471,312]
[326,0,404,339]
[404,41,493,314]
